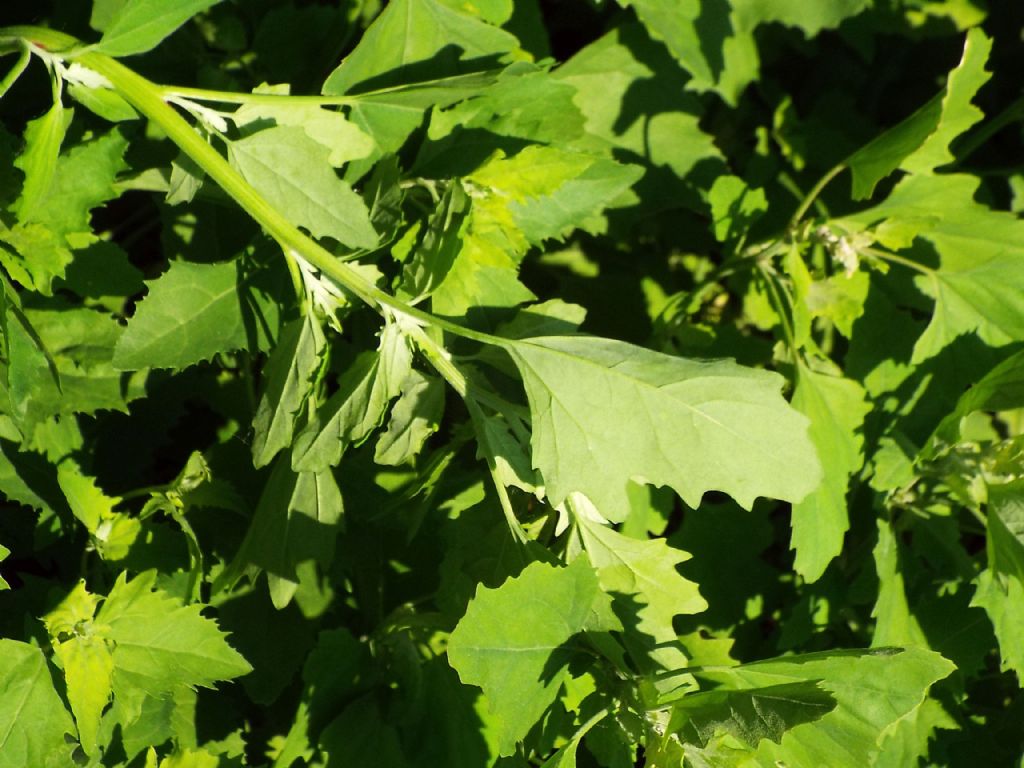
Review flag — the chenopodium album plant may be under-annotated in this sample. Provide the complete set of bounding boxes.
[0,0,1022,765]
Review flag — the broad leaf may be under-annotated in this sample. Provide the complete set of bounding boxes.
[872,519,927,647]
[789,366,870,581]
[113,259,258,370]
[697,648,954,767]
[505,335,820,518]
[228,126,378,249]
[0,640,76,768]
[97,571,251,715]
[447,557,602,756]
[321,0,519,96]
[95,0,224,57]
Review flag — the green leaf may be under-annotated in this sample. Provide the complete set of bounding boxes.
[576,513,706,670]
[230,459,343,609]
[231,87,374,168]
[697,648,954,767]
[0,543,8,590]
[95,0,224,57]
[51,631,114,756]
[0,640,76,768]
[97,571,252,707]
[374,369,445,466]
[927,348,1024,450]
[972,481,1024,680]
[56,460,121,532]
[505,335,821,518]
[227,126,378,249]
[290,353,386,472]
[447,556,602,756]
[668,681,836,749]
[321,0,519,96]
[839,174,1024,361]
[252,314,327,468]
[113,259,253,370]
[871,519,927,648]
[12,101,72,223]
[847,29,992,198]
[616,0,866,105]
[555,23,721,182]
[789,366,870,581]
[708,175,767,244]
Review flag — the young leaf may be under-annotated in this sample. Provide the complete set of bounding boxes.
[0,640,76,768]
[113,259,253,371]
[668,681,836,749]
[575,513,706,670]
[44,584,114,756]
[789,366,870,582]
[847,29,992,198]
[374,370,445,466]
[97,571,252,705]
[505,335,821,519]
[95,0,224,57]
[227,126,378,249]
[12,101,72,223]
[252,314,327,468]
[447,556,602,756]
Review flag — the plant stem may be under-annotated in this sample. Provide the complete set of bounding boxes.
[0,26,513,351]
[787,162,846,233]
[865,247,934,276]
[0,42,29,99]
[952,92,1024,166]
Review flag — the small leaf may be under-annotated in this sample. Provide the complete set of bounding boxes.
[95,0,224,57]
[252,314,327,468]
[374,370,445,466]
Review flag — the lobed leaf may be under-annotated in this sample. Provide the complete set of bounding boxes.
[505,335,821,518]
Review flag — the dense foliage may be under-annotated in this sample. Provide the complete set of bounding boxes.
[1,1,1022,765]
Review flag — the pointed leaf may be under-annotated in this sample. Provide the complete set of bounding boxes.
[252,314,327,468]
[847,29,991,198]
[113,260,249,370]
[505,335,820,518]
[96,0,224,57]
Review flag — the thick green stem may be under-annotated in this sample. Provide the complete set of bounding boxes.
[0,42,30,99]
[0,25,508,351]
[787,162,846,233]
